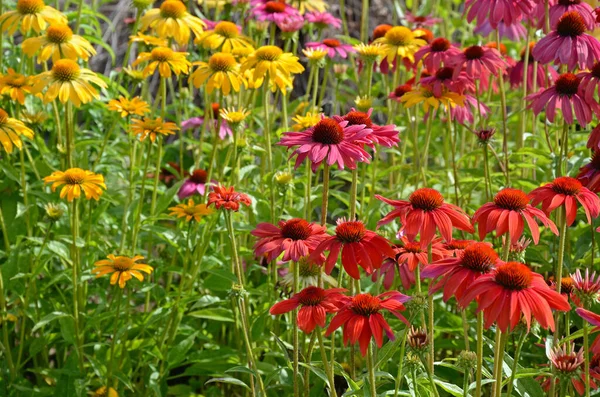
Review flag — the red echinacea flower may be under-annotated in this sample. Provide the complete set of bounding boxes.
[532,11,600,71]
[310,218,395,279]
[575,308,600,354]
[578,63,600,103]
[376,188,474,246]
[395,236,447,271]
[509,42,558,93]
[577,150,600,192]
[465,0,535,28]
[278,116,372,171]
[305,38,356,59]
[538,343,599,396]
[472,188,558,244]
[459,262,570,331]
[422,241,501,302]
[325,291,410,356]
[178,169,210,199]
[207,185,251,211]
[413,37,462,72]
[251,218,328,262]
[448,44,506,80]
[333,108,399,149]
[269,286,346,333]
[528,73,599,127]
[529,176,600,225]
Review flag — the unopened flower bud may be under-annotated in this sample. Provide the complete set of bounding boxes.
[456,350,477,371]
[407,326,429,352]
[44,203,64,222]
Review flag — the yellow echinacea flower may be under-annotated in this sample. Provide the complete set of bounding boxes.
[0,69,34,104]
[197,21,254,53]
[92,255,153,289]
[189,52,243,95]
[0,0,66,35]
[139,0,205,45]
[169,199,214,222]
[374,26,426,63]
[0,108,34,153]
[22,23,96,62]
[108,96,150,118]
[43,168,106,201]
[133,47,191,78]
[241,46,304,93]
[400,86,465,112]
[131,117,179,142]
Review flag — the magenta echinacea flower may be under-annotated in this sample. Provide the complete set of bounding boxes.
[305,39,355,59]
[413,38,462,72]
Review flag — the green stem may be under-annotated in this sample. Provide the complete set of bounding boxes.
[305,164,312,220]
[130,140,152,250]
[496,31,510,186]
[393,323,412,397]
[505,331,528,397]
[367,343,377,397]
[553,206,567,345]
[584,321,591,397]
[262,82,276,222]
[360,0,369,42]
[475,312,484,397]
[293,262,300,397]
[74,0,85,33]
[463,367,469,397]
[492,331,508,397]
[19,149,31,237]
[321,163,330,226]
[106,284,123,389]
[482,145,492,202]
[70,200,84,371]
[65,102,75,168]
[349,169,358,219]
[422,354,440,397]
[317,329,337,397]
[0,205,9,253]
[421,113,434,185]
[0,269,15,381]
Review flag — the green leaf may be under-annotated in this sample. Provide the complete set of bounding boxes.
[168,332,197,367]
[156,180,185,216]
[32,312,72,333]
[205,377,250,390]
[188,308,234,322]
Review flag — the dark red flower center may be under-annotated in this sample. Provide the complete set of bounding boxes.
[373,24,393,40]
[409,188,444,211]
[591,62,600,79]
[350,293,380,316]
[335,221,366,243]
[402,241,422,253]
[281,218,312,240]
[555,73,580,96]
[493,188,529,211]
[558,0,581,5]
[494,262,533,291]
[211,102,220,119]
[312,118,345,145]
[265,0,286,13]
[556,11,587,37]
[414,16,427,22]
[296,286,326,306]
[322,38,341,48]
[464,45,484,60]
[394,84,412,97]
[460,243,497,273]
[430,37,450,52]
[590,354,600,370]
[435,67,454,81]
[344,110,373,127]
[189,169,207,184]
[445,239,472,251]
[552,176,582,195]
[559,276,575,294]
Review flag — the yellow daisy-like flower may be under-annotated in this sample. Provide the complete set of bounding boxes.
[354,43,384,63]
[296,0,327,14]
[22,23,96,62]
[92,386,119,397]
[400,86,465,112]
[196,21,254,53]
[220,107,250,126]
[139,0,205,45]
[0,108,34,153]
[189,52,243,95]
[92,254,153,289]
[131,117,179,142]
[241,68,264,90]
[354,96,373,111]
[43,168,106,201]
[108,96,150,118]
[0,0,66,35]
[129,32,168,47]
[31,59,107,107]
[302,48,328,63]
[374,26,426,63]
[231,47,254,64]
[169,199,214,222]
[291,112,321,131]
[133,47,191,78]
[241,45,304,93]
[0,68,34,105]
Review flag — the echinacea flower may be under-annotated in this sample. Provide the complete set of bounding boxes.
[133,47,191,78]
[22,23,95,62]
[442,239,476,256]
[92,254,153,288]
[302,47,329,63]
[577,62,600,103]
[251,218,328,262]
[280,258,338,288]
[139,0,206,45]
[578,150,600,192]
[241,45,304,92]
[131,117,179,142]
[207,185,252,211]
[310,218,395,279]
[529,176,600,225]
[528,73,599,127]
[400,85,465,113]
[549,0,596,30]
[405,12,442,28]
[107,96,150,118]
[291,112,320,131]
[43,168,106,201]
[510,42,558,92]
[251,0,301,24]
[532,11,600,71]
[372,251,416,291]
[304,11,341,29]
[422,241,501,302]
[0,69,34,105]
[325,291,410,356]
[197,21,253,53]
[220,107,250,128]
[388,84,412,102]
[278,116,372,171]
[169,199,214,222]
[293,0,327,14]
[450,94,491,124]
[0,108,34,153]
[333,108,400,148]
[305,39,355,59]
[374,26,426,63]
[0,0,66,35]
[189,52,243,95]
[177,169,211,199]
[448,45,506,80]
[269,286,346,333]
[92,386,119,397]
[376,188,474,246]
[31,59,107,107]
[464,0,535,29]
[459,262,570,331]
[129,32,168,47]
[473,20,527,41]
[472,188,558,244]
[394,236,447,271]
[413,38,461,72]
[576,308,600,353]
[538,343,600,395]
[420,67,475,96]
[571,269,600,307]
